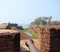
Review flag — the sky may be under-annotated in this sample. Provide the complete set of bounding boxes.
[0,0,60,25]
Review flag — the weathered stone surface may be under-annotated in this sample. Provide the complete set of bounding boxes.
[0,30,20,52]
[31,26,60,52]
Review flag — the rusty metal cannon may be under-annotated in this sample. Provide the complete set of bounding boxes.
[25,39,40,52]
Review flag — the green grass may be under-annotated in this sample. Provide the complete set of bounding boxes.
[24,28,39,39]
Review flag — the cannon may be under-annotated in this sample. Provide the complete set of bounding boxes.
[25,39,40,52]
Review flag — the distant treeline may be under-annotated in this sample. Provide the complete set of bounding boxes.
[31,16,60,26]
[7,23,24,30]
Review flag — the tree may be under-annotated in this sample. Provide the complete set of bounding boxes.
[50,21,60,25]
[31,17,47,25]
[31,16,60,26]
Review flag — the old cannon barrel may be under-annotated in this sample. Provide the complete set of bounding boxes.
[25,40,40,52]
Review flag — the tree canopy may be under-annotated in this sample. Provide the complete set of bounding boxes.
[31,16,60,26]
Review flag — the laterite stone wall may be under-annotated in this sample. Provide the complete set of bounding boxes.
[31,26,60,52]
[0,30,20,52]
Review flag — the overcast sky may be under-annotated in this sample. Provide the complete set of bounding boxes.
[0,0,60,24]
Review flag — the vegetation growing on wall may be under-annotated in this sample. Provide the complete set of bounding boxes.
[24,28,39,39]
